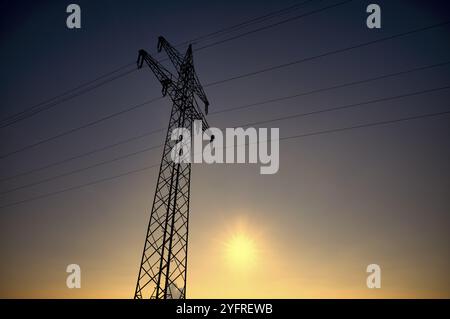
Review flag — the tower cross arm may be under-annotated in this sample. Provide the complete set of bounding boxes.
[191,100,214,142]
[158,37,210,115]
[157,36,184,71]
[137,49,176,97]
[191,72,209,115]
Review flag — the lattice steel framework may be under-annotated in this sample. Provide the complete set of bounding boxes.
[134,37,210,299]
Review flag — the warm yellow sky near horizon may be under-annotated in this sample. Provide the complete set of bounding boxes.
[2,208,449,299]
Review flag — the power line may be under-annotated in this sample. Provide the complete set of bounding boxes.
[205,20,450,87]
[5,3,447,132]
[2,0,350,129]
[0,164,160,209]
[150,0,323,63]
[2,83,449,195]
[0,129,165,183]
[195,0,353,52]
[0,1,319,128]
[1,109,448,209]
[179,0,317,47]
[3,4,447,137]
[2,60,447,184]
[0,63,136,127]
[1,59,448,175]
[1,20,448,160]
[209,61,450,115]
[0,143,163,196]
[279,110,450,142]
[235,85,450,128]
[1,68,138,128]
[0,98,165,160]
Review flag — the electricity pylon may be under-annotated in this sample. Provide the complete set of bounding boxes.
[134,37,211,299]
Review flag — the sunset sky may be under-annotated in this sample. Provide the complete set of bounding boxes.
[0,0,449,298]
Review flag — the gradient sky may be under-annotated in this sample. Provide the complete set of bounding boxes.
[0,0,449,298]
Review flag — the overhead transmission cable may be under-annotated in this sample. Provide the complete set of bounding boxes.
[0,0,318,128]
[1,83,449,195]
[0,61,450,182]
[0,20,448,160]
[1,109,449,209]
[0,60,448,183]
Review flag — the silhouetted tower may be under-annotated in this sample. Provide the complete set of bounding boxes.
[134,37,211,299]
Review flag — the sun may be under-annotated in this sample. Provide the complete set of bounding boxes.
[224,232,257,269]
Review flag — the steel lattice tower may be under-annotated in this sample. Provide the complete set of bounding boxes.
[134,37,211,299]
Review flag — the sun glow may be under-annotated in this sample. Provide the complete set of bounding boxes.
[225,232,257,269]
